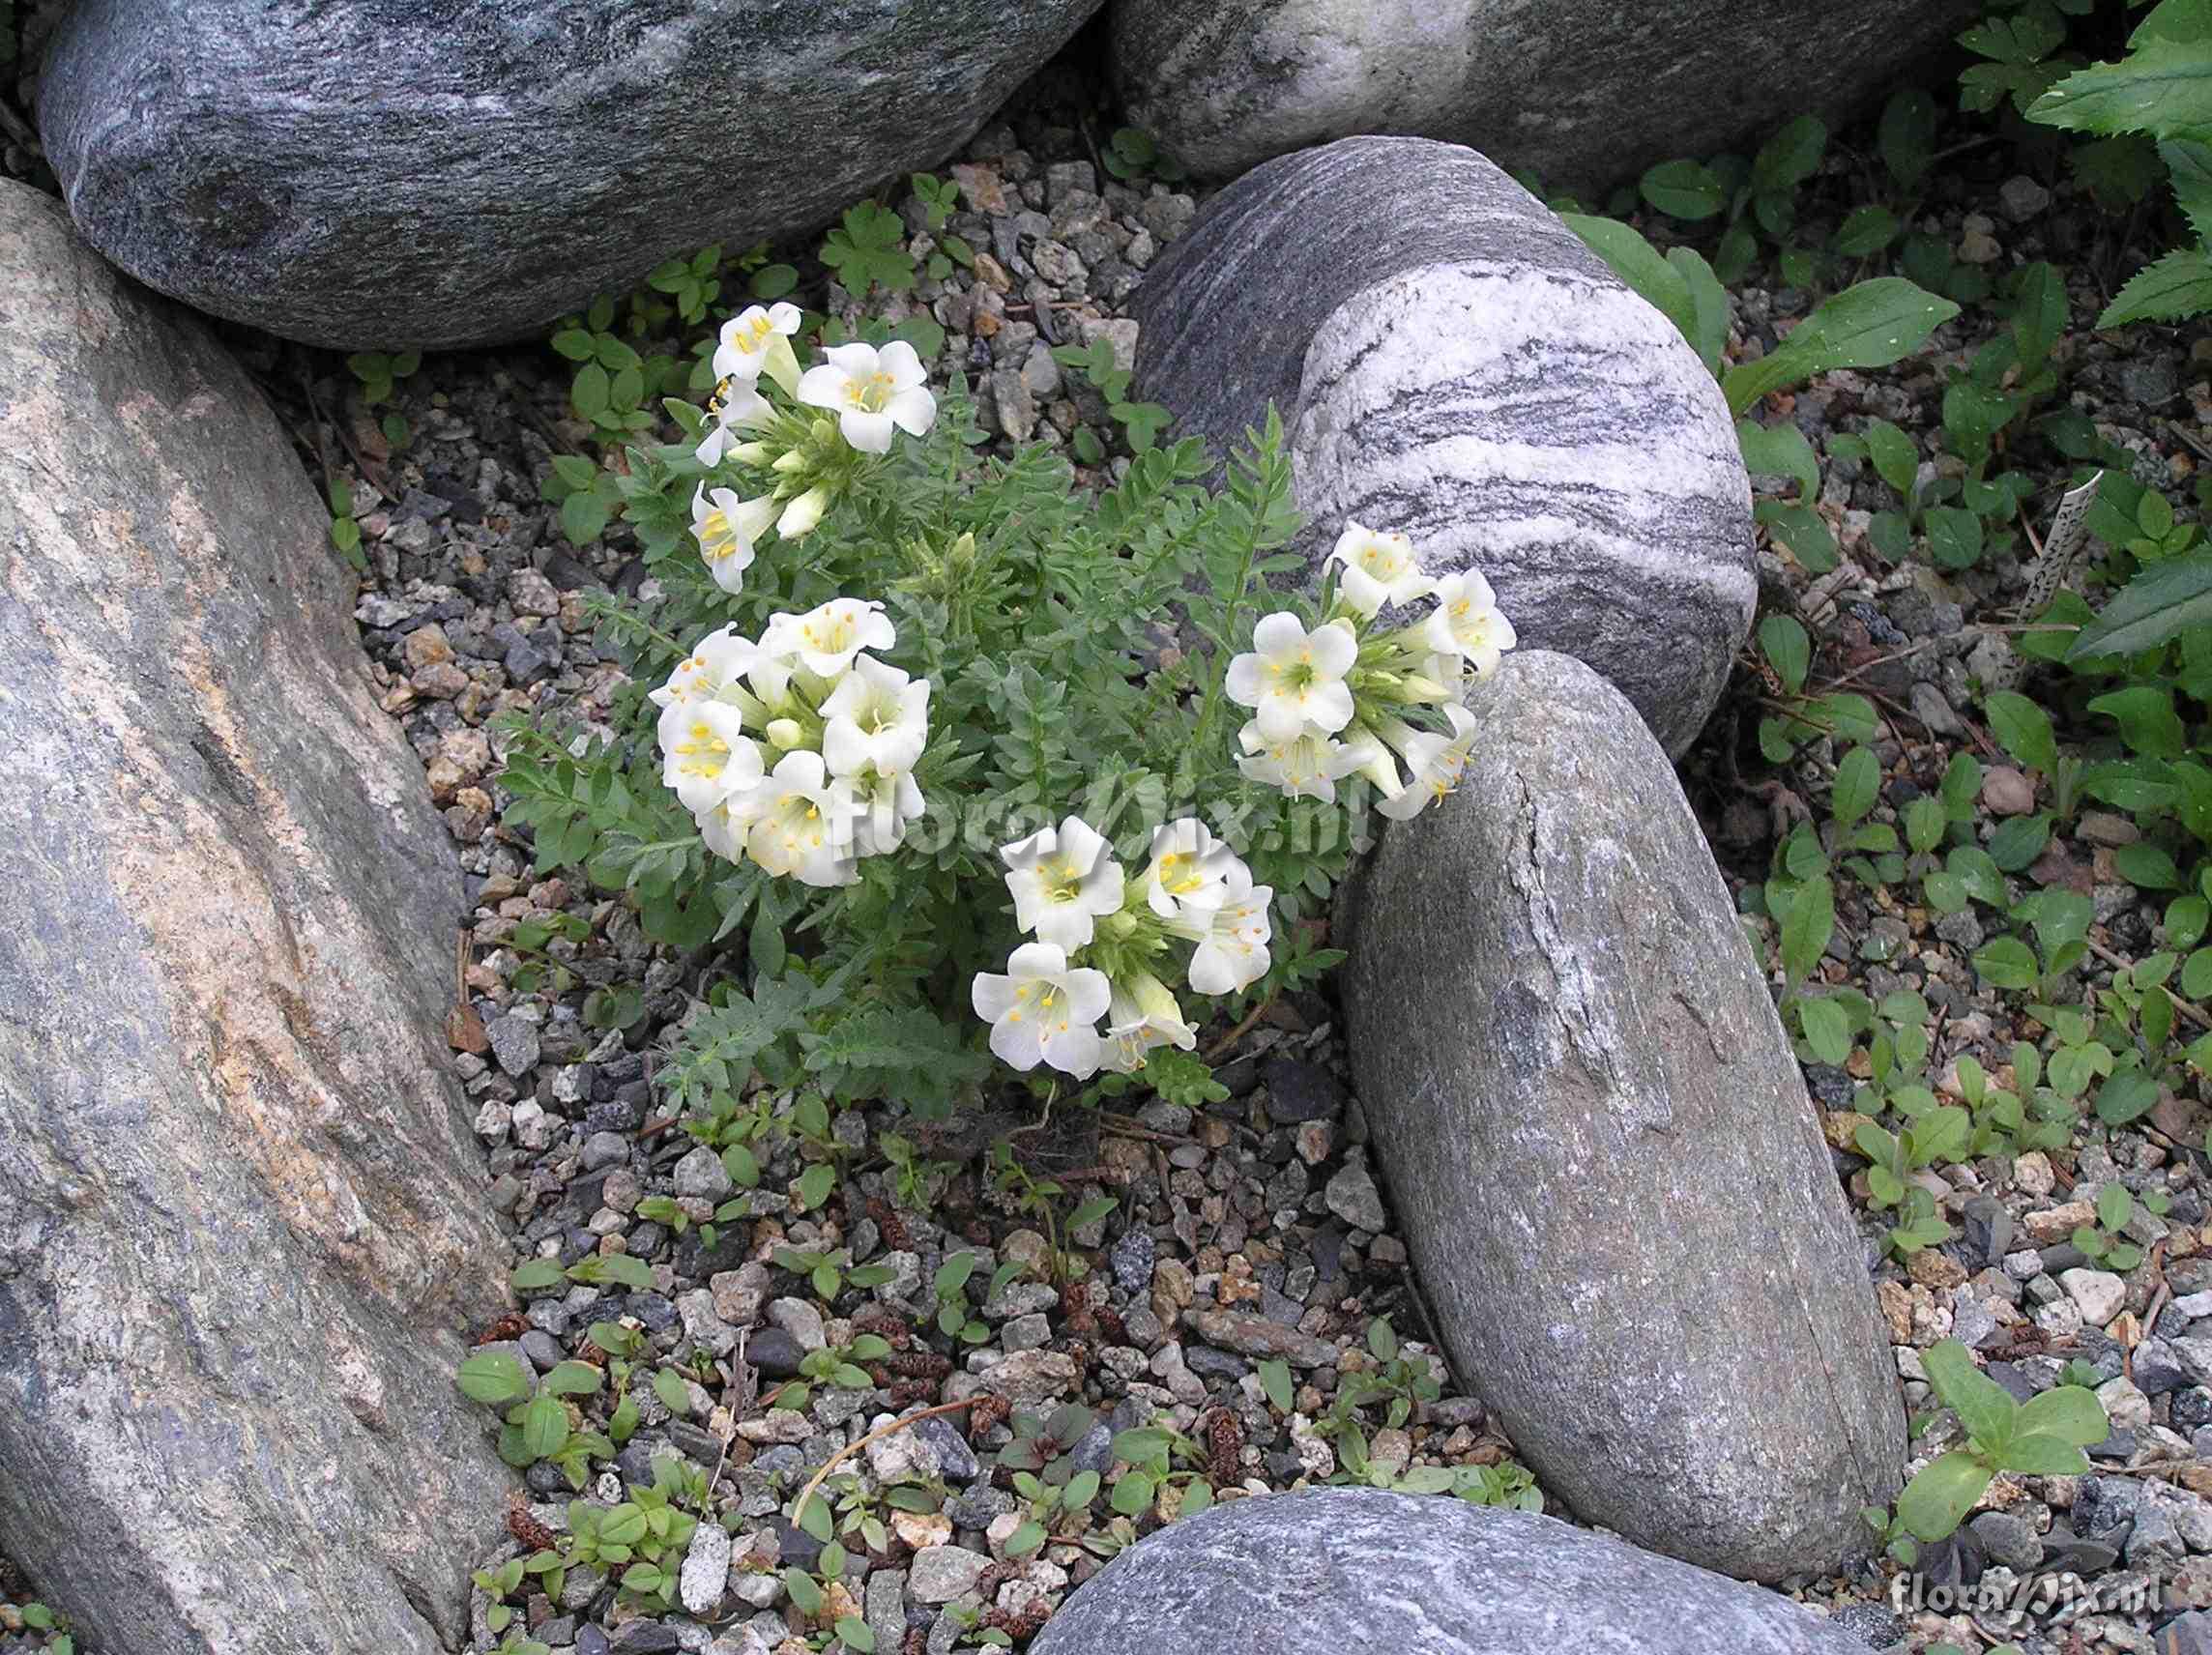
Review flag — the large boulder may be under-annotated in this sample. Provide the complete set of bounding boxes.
[0,181,510,1655]
[1031,1488,1874,1655]
[36,0,1103,349]
[1339,651,1902,1582]
[1131,137,1752,757]
[1110,0,1982,192]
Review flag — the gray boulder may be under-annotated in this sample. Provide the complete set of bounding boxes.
[1030,1488,1874,1655]
[1131,137,1752,757]
[0,181,510,1654]
[37,0,1102,348]
[1110,0,1981,193]
[1339,652,1902,1582]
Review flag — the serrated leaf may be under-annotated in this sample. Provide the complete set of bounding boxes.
[2031,38,2212,139]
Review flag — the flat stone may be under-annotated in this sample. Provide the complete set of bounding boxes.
[680,1521,732,1616]
[0,181,509,1655]
[1109,0,1978,195]
[1323,1151,1388,1233]
[977,1350,1080,1408]
[673,1145,732,1201]
[1129,138,1752,756]
[2060,1267,2126,1326]
[1340,652,1902,1582]
[38,0,1105,348]
[1030,1489,1871,1655]
[1186,1310,1338,1368]
[909,1544,992,1604]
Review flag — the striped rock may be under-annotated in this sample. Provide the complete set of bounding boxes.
[1130,136,1753,757]
[1109,0,1981,193]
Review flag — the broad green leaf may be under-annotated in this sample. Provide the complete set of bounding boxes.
[1754,114,1828,193]
[2117,841,2183,888]
[1760,614,1811,694]
[1561,214,1696,344]
[1004,1520,1047,1557]
[796,1163,836,1211]
[2030,38,2212,140]
[1782,873,1835,984]
[2101,247,2212,326]
[1667,246,1732,372]
[543,1360,604,1397]
[1736,418,1820,501]
[1864,419,1919,497]
[1832,746,1880,827]
[1985,690,2058,773]
[1923,1338,2016,1452]
[784,1568,823,1615]
[1895,1449,1995,1541]
[2000,1432,2094,1474]
[1640,159,1728,218]
[2071,550,2212,656]
[1110,1472,1155,1515]
[2096,1067,2162,1124]
[520,1392,570,1461]
[1259,1359,1295,1413]
[653,1368,693,1416]
[1723,279,1960,416]
[2015,1383,2111,1447]
[1973,936,2040,990]
[457,1350,531,1405]
[2088,684,2187,757]
[1834,204,1901,256]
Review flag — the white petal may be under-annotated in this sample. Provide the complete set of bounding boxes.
[1041,1023,1102,1080]
[1006,941,1070,980]
[840,409,896,455]
[822,341,881,377]
[1223,653,1268,707]
[1304,680,1355,734]
[795,363,848,409]
[990,1013,1046,1071]
[886,385,937,436]
[1062,968,1113,1025]
[877,339,925,388]
[1308,622,1359,678]
[1033,906,1096,951]
[767,302,802,333]
[1250,611,1306,657]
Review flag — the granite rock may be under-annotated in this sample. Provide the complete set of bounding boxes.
[1340,652,1902,1581]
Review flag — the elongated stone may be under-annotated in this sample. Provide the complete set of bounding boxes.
[1032,1488,1874,1654]
[1339,651,1902,1582]
[1131,137,1753,756]
[0,181,510,1655]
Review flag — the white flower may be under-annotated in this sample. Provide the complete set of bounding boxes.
[971,942,1111,1078]
[1235,718,1364,803]
[766,597,896,679]
[1174,868,1273,996]
[1099,970,1201,1074]
[851,769,926,857]
[742,750,859,887]
[796,340,937,455]
[697,377,771,467]
[713,303,803,393]
[1325,522,1434,617]
[822,654,931,778]
[690,484,776,595]
[655,701,764,815]
[1142,819,1243,919]
[1225,612,1358,740]
[652,624,760,709]
[1377,706,1479,821]
[776,484,831,540]
[1417,569,1518,676]
[1001,816,1124,951]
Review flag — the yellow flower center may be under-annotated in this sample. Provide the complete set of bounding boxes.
[699,508,739,561]
[843,370,895,413]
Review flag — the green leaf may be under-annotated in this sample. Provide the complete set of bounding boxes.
[653,1368,693,1416]
[1760,613,1811,694]
[1895,1449,1996,1541]
[1639,159,1727,218]
[2088,684,2187,758]
[1258,1358,1294,1412]
[2117,841,2183,888]
[1985,690,2058,774]
[1781,873,1835,984]
[1880,88,1938,189]
[1864,419,1919,498]
[1973,936,2040,990]
[520,1392,570,1461]
[1797,995,1853,1064]
[2096,1068,2162,1124]
[837,1616,877,1653]
[2071,550,2212,657]
[1560,215,1696,345]
[1832,746,1880,828]
[2030,38,2212,140]
[1999,1431,2094,1474]
[543,1360,605,1397]
[1753,114,1828,194]
[1923,1338,2016,1451]
[1834,205,1901,257]
[1736,418,1820,501]
[2097,1182,2135,1232]
[1110,1472,1155,1515]
[457,1350,532,1405]
[2102,246,2212,326]
[1723,279,1960,416]
[2015,1383,2111,1447]
[785,1568,824,1615]
[1005,1520,1047,1557]
[796,1163,836,1212]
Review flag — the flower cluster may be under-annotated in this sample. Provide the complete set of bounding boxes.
[1228,524,1515,819]
[685,307,941,596]
[652,597,929,886]
[971,816,1272,1080]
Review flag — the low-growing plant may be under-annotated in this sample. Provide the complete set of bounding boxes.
[1885,1337,2108,1549]
[503,300,1508,1119]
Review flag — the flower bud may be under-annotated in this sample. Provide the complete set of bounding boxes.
[777,485,830,539]
[728,441,771,466]
[766,718,804,750]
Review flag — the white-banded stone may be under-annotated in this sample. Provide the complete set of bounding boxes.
[1130,136,1754,756]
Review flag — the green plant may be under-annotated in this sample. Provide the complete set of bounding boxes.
[1099,127,1186,185]
[17,1604,73,1655]
[1890,1338,2108,1546]
[772,1242,896,1304]
[2074,1180,2147,1268]
[881,1129,954,1211]
[1050,334,1175,455]
[347,348,422,449]
[1315,1319,1442,1472]
[328,475,364,572]
[1106,1418,1217,1523]
[761,1333,894,1415]
[930,1249,991,1345]
[820,200,917,298]
[2028,0,2212,322]
[559,1454,703,1611]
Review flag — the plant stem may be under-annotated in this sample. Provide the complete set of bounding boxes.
[791,1398,976,1532]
